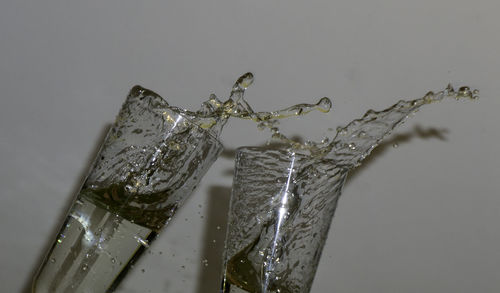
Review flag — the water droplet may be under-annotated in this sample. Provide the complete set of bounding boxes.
[393,143,399,148]
[457,86,471,98]
[316,97,332,112]
[50,258,56,263]
[216,226,221,230]
[423,91,435,103]
[348,143,356,150]
[82,264,88,271]
[235,72,254,90]
[111,258,116,264]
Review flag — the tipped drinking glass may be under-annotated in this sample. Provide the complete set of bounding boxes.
[32,86,223,293]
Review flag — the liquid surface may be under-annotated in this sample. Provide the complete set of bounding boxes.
[32,198,155,293]
[222,84,478,293]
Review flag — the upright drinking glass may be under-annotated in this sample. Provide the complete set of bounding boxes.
[221,146,348,293]
[32,86,223,293]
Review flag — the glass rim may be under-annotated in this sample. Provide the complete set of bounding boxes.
[131,85,224,147]
[235,145,343,166]
[235,145,314,157]
[169,107,224,147]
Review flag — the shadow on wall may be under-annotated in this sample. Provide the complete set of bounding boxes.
[345,125,448,186]
[194,186,232,293]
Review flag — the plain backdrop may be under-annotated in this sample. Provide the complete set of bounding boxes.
[1,1,499,292]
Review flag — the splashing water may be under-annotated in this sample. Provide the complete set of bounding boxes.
[263,83,478,159]
[131,72,333,138]
[222,83,478,293]
[323,84,477,165]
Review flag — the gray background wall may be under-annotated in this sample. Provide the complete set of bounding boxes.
[1,0,499,292]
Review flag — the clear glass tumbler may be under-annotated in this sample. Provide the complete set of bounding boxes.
[221,146,348,293]
[32,86,223,293]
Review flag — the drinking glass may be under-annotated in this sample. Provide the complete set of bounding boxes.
[32,86,223,293]
[221,146,348,293]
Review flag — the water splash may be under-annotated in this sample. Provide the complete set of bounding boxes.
[128,72,332,138]
[324,84,478,165]
[222,83,478,293]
